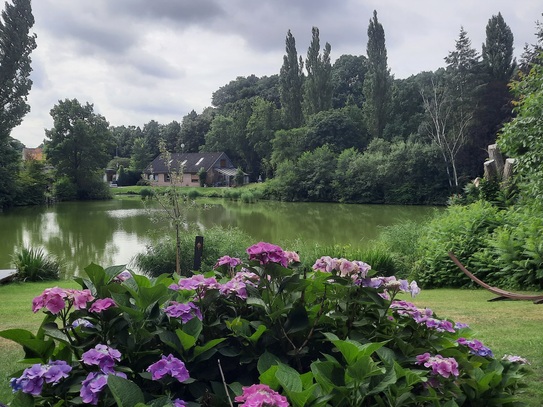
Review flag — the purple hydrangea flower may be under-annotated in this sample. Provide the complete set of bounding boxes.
[43,360,72,384]
[72,318,95,328]
[173,399,188,407]
[10,360,72,396]
[113,270,132,282]
[81,344,122,373]
[89,298,117,313]
[234,384,289,407]
[80,371,127,405]
[457,338,494,357]
[247,242,289,267]
[147,354,189,382]
[164,301,202,323]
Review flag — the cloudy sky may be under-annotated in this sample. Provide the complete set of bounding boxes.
[11,0,542,148]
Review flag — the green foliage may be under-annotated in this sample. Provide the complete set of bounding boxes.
[135,226,253,277]
[414,201,504,288]
[1,245,529,406]
[51,176,77,202]
[11,247,61,282]
[498,55,543,200]
[15,159,50,206]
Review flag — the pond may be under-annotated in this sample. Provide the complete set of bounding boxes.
[0,198,439,277]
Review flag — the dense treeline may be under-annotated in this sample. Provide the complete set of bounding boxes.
[1,8,542,207]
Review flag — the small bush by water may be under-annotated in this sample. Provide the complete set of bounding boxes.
[12,247,61,282]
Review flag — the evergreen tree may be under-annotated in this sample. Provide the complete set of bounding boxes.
[363,10,391,140]
[0,0,36,209]
[482,12,516,82]
[279,30,304,128]
[303,26,332,118]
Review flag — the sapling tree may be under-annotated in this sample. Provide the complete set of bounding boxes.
[147,141,190,275]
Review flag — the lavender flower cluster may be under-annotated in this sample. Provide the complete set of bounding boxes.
[390,300,456,333]
[235,384,289,407]
[457,337,494,357]
[10,361,72,396]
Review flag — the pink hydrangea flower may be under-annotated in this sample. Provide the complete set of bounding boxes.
[65,289,94,310]
[32,287,67,314]
[169,274,219,292]
[89,298,116,313]
[32,288,95,314]
[113,270,132,282]
[416,353,459,379]
[214,255,242,269]
[235,384,289,407]
[247,242,289,267]
[219,279,248,299]
[284,251,300,264]
[502,354,530,364]
[147,354,189,382]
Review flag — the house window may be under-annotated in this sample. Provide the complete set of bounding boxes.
[191,175,199,183]
[148,174,157,181]
[220,159,226,168]
[164,174,170,182]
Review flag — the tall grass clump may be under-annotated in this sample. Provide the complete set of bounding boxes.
[11,247,61,282]
[223,188,242,201]
[134,226,254,277]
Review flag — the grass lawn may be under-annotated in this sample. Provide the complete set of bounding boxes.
[1,283,541,405]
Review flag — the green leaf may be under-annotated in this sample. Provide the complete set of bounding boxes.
[0,329,55,360]
[176,328,197,351]
[10,391,35,407]
[158,330,182,351]
[276,362,303,392]
[194,338,226,357]
[346,355,385,381]
[258,351,281,375]
[284,304,309,334]
[259,365,280,390]
[248,324,267,343]
[84,263,106,287]
[107,375,145,407]
[104,264,128,283]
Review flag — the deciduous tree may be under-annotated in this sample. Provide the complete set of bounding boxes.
[0,0,36,209]
[44,99,113,199]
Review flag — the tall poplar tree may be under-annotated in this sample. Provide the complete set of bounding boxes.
[363,10,391,140]
[279,30,304,129]
[303,26,332,118]
[482,12,515,82]
[0,0,36,209]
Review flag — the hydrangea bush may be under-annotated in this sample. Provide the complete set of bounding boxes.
[1,242,530,406]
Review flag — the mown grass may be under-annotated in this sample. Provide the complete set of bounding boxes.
[1,283,541,406]
[413,289,543,407]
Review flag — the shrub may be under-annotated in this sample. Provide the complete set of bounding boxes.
[139,187,154,199]
[187,189,200,200]
[11,247,61,282]
[52,176,77,202]
[413,201,504,288]
[1,244,529,406]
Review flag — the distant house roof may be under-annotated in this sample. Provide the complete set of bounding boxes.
[146,152,233,174]
[22,147,44,161]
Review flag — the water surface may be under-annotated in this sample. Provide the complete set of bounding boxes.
[0,198,438,277]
